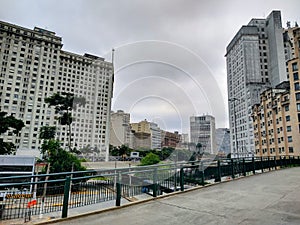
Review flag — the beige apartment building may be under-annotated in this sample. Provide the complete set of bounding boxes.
[252,26,300,157]
[130,120,161,150]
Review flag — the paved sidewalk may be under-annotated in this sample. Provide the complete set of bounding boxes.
[1,195,152,225]
[40,167,300,225]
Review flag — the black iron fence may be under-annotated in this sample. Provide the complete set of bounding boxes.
[0,155,299,221]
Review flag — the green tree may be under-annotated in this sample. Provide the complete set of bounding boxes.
[140,152,160,166]
[110,145,131,160]
[45,92,85,151]
[160,147,174,160]
[0,112,25,155]
[39,126,56,158]
[39,126,56,140]
[41,139,85,173]
[79,144,94,154]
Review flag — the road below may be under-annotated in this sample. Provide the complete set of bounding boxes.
[44,167,300,225]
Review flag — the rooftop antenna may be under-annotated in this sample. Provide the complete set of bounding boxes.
[111,48,115,64]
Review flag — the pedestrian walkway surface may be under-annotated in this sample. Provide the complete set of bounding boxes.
[4,167,300,225]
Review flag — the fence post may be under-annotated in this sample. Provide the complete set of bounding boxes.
[285,156,287,167]
[201,161,205,185]
[180,168,184,191]
[116,172,121,206]
[268,156,271,171]
[261,157,264,173]
[280,156,283,168]
[215,160,221,182]
[231,159,235,179]
[62,176,71,218]
[242,158,246,176]
[153,168,158,197]
[252,157,255,175]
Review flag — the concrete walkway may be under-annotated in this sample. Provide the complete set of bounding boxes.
[39,167,300,225]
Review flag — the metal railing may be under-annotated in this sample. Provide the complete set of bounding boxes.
[0,155,299,221]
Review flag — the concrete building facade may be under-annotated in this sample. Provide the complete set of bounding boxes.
[110,110,131,148]
[130,120,161,150]
[0,21,113,159]
[190,115,216,154]
[226,11,288,158]
[252,25,300,157]
[161,131,181,148]
[252,82,300,157]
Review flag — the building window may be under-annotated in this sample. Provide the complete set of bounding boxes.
[292,62,298,72]
[287,136,293,142]
[294,72,299,81]
[285,105,289,111]
[289,147,294,153]
[295,82,300,91]
[296,93,300,101]
[287,126,291,132]
[298,103,300,112]
[286,115,290,121]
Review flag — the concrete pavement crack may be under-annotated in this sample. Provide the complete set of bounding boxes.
[156,200,228,219]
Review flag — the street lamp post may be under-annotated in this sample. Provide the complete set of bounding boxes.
[229,98,239,159]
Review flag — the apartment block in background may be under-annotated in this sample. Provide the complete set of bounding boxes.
[110,110,131,148]
[130,120,161,150]
[161,131,181,148]
[190,115,216,154]
[0,21,113,159]
[252,25,300,157]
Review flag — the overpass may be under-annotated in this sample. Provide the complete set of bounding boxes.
[38,167,300,225]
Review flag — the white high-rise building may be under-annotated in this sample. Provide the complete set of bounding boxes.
[226,11,287,158]
[149,122,161,150]
[190,115,216,154]
[0,21,113,160]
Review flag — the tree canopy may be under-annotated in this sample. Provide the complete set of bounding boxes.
[0,112,24,155]
[0,112,24,134]
[45,92,86,114]
[40,139,86,173]
[110,144,131,160]
[140,152,160,166]
[45,92,85,150]
[39,126,56,140]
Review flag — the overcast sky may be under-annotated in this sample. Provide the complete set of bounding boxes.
[1,0,299,134]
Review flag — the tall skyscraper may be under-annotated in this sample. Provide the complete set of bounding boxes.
[226,11,287,158]
[190,115,216,154]
[0,21,113,160]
